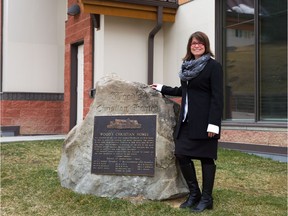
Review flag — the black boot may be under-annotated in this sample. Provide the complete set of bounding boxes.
[179,162,201,208]
[192,164,216,213]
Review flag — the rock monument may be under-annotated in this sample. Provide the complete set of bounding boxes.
[58,75,188,200]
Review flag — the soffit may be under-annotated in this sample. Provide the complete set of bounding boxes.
[79,0,179,22]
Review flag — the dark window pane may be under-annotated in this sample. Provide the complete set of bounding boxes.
[224,0,255,120]
[259,0,287,121]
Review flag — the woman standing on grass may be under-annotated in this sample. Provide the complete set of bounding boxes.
[151,31,223,213]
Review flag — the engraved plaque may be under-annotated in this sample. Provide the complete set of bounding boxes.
[91,115,157,176]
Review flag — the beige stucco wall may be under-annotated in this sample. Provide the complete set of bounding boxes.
[162,0,215,87]
[93,0,215,87]
[94,15,162,84]
[2,0,66,93]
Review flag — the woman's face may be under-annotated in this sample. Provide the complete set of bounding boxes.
[190,38,205,59]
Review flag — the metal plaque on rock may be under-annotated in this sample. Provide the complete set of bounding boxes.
[91,115,157,176]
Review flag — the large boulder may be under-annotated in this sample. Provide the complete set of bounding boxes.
[58,75,188,200]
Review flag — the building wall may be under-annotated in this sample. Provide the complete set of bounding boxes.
[1,0,66,135]
[1,0,286,147]
[93,0,215,86]
[1,100,64,135]
[162,0,215,86]
[94,15,162,84]
[220,129,287,147]
[63,0,94,133]
[2,0,65,92]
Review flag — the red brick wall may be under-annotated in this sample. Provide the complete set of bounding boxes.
[63,0,94,133]
[220,129,288,147]
[0,100,64,135]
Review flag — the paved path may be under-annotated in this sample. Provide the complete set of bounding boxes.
[0,135,66,143]
[219,142,287,163]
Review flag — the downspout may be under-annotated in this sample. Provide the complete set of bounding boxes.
[148,6,163,84]
[0,0,3,92]
[90,14,100,98]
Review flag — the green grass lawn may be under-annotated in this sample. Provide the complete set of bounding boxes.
[1,140,287,216]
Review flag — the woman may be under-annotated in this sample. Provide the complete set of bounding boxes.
[151,31,223,212]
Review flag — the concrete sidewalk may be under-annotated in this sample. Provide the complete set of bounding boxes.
[219,142,287,163]
[0,134,66,143]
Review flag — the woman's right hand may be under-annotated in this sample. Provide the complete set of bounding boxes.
[150,83,163,92]
[149,84,159,90]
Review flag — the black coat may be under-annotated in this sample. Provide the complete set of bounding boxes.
[161,58,223,140]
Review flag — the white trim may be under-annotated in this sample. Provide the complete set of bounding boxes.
[77,44,84,124]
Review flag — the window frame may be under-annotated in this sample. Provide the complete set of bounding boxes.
[215,0,287,128]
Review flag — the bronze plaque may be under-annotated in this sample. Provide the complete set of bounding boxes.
[91,115,157,176]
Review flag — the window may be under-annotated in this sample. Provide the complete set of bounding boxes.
[221,0,287,122]
[259,0,287,121]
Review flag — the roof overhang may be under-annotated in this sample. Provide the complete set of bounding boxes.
[78,0,179,22]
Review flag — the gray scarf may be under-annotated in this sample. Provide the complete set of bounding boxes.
[179,54,211,81]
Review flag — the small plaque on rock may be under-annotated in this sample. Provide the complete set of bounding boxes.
[91,115,157,176]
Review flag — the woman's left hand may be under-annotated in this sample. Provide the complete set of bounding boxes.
[208,132,216,138]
